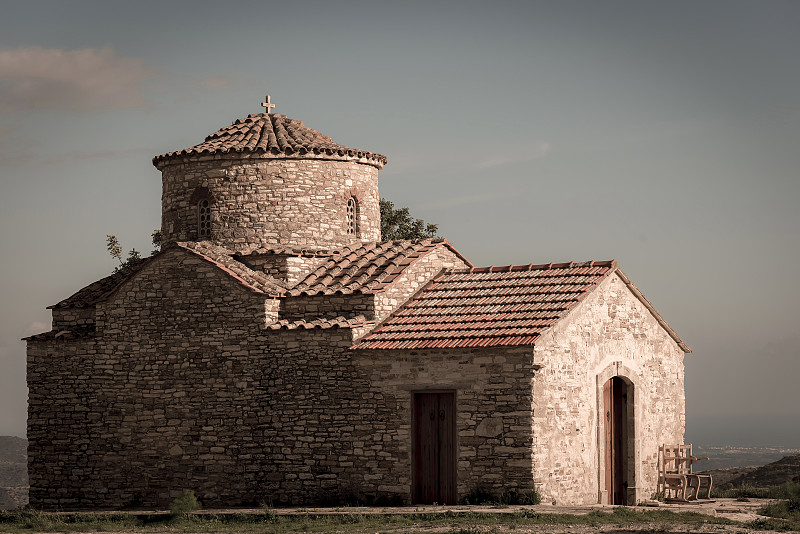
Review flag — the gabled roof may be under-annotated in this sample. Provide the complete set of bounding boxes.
[49,241,285,309]
[24,324,95,342]
[153,113,387,169]
[49,270,129,309]
[288,239,472,297]
[177,241,287,296]
[352,260,691,352]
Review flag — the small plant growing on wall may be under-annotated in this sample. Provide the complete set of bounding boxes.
[169,490,201,516]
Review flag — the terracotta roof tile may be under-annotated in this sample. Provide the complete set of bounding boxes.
[268,315,370,331]
[234,246,339,258]
[289,239,471,296]
[153,113,386,169]
[352,260,617,350]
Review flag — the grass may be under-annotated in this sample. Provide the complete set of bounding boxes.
[460,488,541,506]
[713,480,800,500]
[706,480,800,531]
[713,484,779,499]
[0,507,742,533]
[170,490,202,517]
[754,481,800,532]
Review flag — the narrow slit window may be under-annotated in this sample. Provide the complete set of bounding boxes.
[346,196,359,236]
[198,199,212,238]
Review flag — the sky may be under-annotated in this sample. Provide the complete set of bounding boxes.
[0,0,798,446]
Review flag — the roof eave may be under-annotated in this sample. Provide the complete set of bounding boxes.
[367,240,473,295]
[531,264,691,354]
[172,243,286,298]
[527,260,619,345]
[441,240,474,269]
[48,254,162,310]
[614,268,692,353]
[152,150,386,171]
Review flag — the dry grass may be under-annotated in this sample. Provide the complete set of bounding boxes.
[0,507,745,534]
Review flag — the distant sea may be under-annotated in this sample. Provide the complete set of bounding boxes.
[686,413,800,470]
[692,444,800,470]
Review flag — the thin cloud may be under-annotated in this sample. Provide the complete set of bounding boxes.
[45,147,154,165]
[478,142,551,169]
[0,46,158,112]
[200,74,259,90]
[23,322,49,336]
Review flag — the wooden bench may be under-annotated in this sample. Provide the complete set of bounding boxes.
[658,444,713,501]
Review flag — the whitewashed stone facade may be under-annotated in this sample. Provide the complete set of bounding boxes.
[531,273,685,505]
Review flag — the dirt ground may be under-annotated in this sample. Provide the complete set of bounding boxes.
[50,499,785,533]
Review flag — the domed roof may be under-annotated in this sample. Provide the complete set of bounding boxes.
[153,112,387,169]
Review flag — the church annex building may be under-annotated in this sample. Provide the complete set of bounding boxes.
[26,100,691,509]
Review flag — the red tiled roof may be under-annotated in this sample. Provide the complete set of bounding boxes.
[352,261,617,350]
[267,315,370,331]
[153,113,386,169]
[50,242,285,309]
[288,239,472,297]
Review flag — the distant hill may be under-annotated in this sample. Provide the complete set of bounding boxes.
[703,454,800,490]
[0,436,26,463]
[0,436,28,510]
[692,445,800,471]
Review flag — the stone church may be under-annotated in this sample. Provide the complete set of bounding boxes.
[26,99,691,510]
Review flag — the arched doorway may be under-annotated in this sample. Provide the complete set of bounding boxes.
[603,376,629,505]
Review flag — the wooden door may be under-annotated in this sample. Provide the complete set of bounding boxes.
[603,377,628,505]
[413,392,456,504]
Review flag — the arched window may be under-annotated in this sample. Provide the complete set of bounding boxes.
[346,196,359,236]
[198,199,212,238]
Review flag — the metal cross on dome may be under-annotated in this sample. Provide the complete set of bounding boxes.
[261,95,275,114]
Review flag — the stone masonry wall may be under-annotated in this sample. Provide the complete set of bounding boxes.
[28,338,100,507]
[281,294,375,322]
[284,256,335,286]
[352,347,538,501]
[51,306,95,329]
[531,273,686,505]
[256,328,386,504]
[235,253,330,285]
[160,155,380,250]
[28,249,276,509]
[28,244,474,509]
